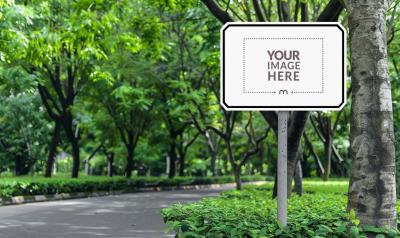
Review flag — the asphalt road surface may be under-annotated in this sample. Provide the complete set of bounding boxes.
[0,185,233,238]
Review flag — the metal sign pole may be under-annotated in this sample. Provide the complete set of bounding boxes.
[277,111,288,226]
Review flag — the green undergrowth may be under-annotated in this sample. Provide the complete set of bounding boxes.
[255,180,349,194]
[162,180,400,238]
[0,175,269,199]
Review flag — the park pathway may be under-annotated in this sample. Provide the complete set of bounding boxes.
[0,185,233,238]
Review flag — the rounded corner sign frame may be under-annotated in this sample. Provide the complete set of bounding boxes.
[220,22,346,111]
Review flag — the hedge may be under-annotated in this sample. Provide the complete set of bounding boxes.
[0,175,270,199]
[162,181,400,238]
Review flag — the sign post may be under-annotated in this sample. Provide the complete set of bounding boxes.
[220,22,346,225]
[277,111,288,226]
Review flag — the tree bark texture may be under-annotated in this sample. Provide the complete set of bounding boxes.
[346,0,397,228]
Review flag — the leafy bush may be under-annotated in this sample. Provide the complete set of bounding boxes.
[0,175,269,199]
[162,181,400,238]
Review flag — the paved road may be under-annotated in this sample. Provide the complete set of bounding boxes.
[0,186,232,238]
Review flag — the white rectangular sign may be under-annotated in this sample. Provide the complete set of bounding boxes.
[220,23,346,111]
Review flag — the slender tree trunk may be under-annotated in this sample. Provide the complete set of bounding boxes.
[136,161,146,176]
[226,140,243,190]
[168,142,177,178]
[70,137,80,178]
[45,121,61,178]
[281,0,291,21]
[233,166,242,190]
[259,143,265,174]
[205,131,218,176]
[126,146,134,178]
[178,154,185,176]
[346,0,397,228]
[14,155,22,176]
[294,160,303,196]
[223,157,229,175]
[107,152,114,177]
[246,162,251,176]
[62,113,80,178]
[300,2,309,22]
[84,160,90,175]
[165,156,170,175]
[210,151,218,176]
[323,131,333,181]
[277,0,283,21]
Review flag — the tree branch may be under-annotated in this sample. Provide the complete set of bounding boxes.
[37,84,60,120]
[317,0,343,22]
[240,127,271,167]
[310,115,326,143]
[201,0,234,24]
[252,0,266,21]
[303,133,325,175]
[183,133,200,155]
[206,125,227,140]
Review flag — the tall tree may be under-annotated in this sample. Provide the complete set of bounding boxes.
[345,0,397,228]
[1,1,117,177]
[202,0,344,197]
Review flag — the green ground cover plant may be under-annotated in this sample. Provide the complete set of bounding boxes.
[0,175,269,199]
[162,180,400,238]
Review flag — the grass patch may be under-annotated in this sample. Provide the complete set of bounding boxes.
[248,180,349,194]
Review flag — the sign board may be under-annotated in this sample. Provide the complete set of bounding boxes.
[220,23,346,111]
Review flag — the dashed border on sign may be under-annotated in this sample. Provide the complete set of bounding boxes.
[242,37,324,94]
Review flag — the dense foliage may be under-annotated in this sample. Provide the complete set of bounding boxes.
[0,0,363,184]
[162,181,400,238]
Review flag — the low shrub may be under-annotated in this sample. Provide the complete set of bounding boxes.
[0,175,269,199]
[162,181,400,238]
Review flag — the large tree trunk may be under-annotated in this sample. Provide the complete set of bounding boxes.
[45,121,61,178]
[346,0,397,228]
